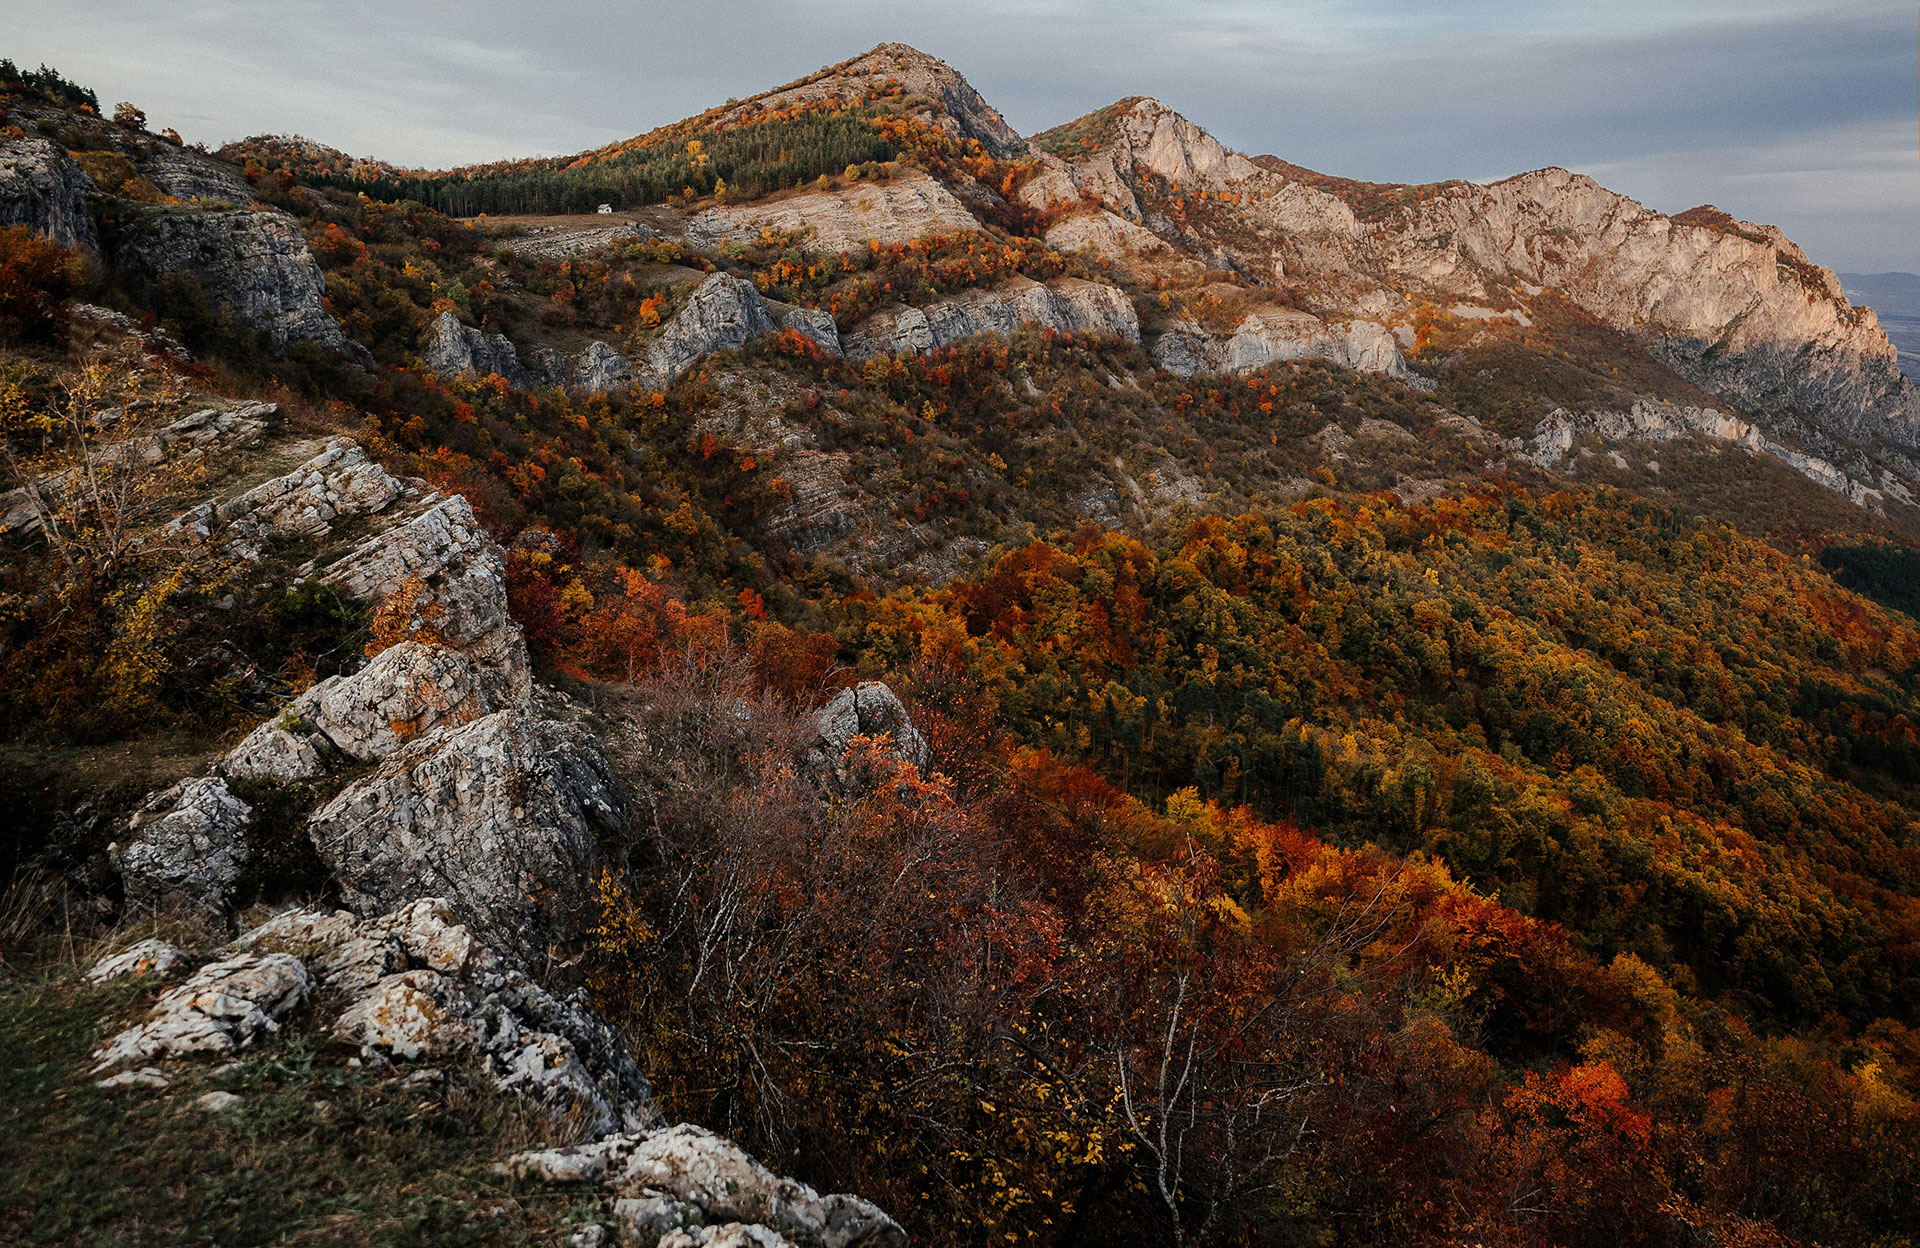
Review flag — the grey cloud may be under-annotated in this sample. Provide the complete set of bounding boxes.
[13,0,1916,269]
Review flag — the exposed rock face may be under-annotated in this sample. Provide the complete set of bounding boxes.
[315,492,533,705]
[1526,399,1894,509]
[810,681,929,781]
[1154,309,1407,379]
[87,938,192,983]
[111,207,349,353]
[845,276,1140,358]
[0,135,97,252]
[644,272,778,383]
[235,899,656,1137]
[573,340,636,392]
[424,310,534,386]
[223,641,491,783]
[686,171,981,253]
[1379,169,1920,447]
[308,710,622,959]
[111,778,254,913]
[134,142,254,205]
[1043,209,1167,261]
[90,952,311,1071]
[179,435,403,556]
[91,900,657,1138]
[777,305,844,356]
[509,1124,906,1248]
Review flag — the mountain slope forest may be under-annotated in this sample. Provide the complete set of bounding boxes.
[1,43,1918,1248]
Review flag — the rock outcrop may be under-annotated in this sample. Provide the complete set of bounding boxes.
[312,491,533,704]
[685,171,981,254]
[1526,399,1898,509]
[643,272,779,383]
[810,681,930,783]
[573,340,636,392]
[111,778,254,913]
[112,206,349,353]
[845,276,1139,358]
[424,310,535,385]
[0,135,98,252]
[223,641,491,783]
[1377,169,1920,448]
[510,1124,906,1248]
[1154,309,1408,379]
[90,951,312,1070]
[90,899,657,1138]
[777,305,843,356]
[308,710,623,959]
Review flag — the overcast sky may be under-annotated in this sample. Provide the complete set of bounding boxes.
[12,1,1917,273]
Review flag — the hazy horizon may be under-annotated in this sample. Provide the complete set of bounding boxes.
[13,1,1916,275]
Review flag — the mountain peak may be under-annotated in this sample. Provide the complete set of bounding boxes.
[1035,95,1257,188]
[749,43,1024,159]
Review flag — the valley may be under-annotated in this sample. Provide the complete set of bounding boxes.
[0,40,1917,1248]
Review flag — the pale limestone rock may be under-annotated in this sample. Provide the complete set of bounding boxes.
[572,340,635,393]
[811,681,929,779]
[223,641,490,783]
[90,953,312,1071]
[211,436,404,557]
[510,1124,904,1248]
[778,305,844,356]
[1155,309,1408,379]
[685,169,981,254]
[643,273,777,384]
[423,310,534,386]
[845,276,1139,358]
[196,1090,243,1112]
[307,711,622,959]
[87,938,192,983]
[1043,209,1167,261]
[232,899,656,1137]
[96,1067,170,1091]
[112,778,254,913]
[316,492,533,706]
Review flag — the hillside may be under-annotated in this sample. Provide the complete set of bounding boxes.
[2,45,1919,1248]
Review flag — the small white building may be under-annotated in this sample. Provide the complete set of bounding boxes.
[596,203,613,215]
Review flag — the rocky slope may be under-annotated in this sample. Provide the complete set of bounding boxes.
[0,103,351,356]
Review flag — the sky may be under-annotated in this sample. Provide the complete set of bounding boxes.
[13,1,1918,273]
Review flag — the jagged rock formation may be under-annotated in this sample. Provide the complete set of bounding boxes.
[424,309,535,385]
[1377,170,1920,447]
[1155,308,1407,379]
[424,310,640,395]
[775,304,843,356]
[845,276,1139,358]
[643,272,779,383]
[111,778,254,913]
[509,1124,906,1248]
[89,899,657,1138]
[572,339,636,392]
[0,135,97,251]
[224,641,490,782]
[116,437,562,917]
[112,206,349,353]
[810,681,930,784]
[309,710,623,959]
[1025,96,1918,458]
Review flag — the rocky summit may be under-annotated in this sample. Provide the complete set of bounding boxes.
[2,36,1918,1248]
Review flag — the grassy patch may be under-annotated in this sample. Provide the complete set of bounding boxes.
[0,963,594,1246]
